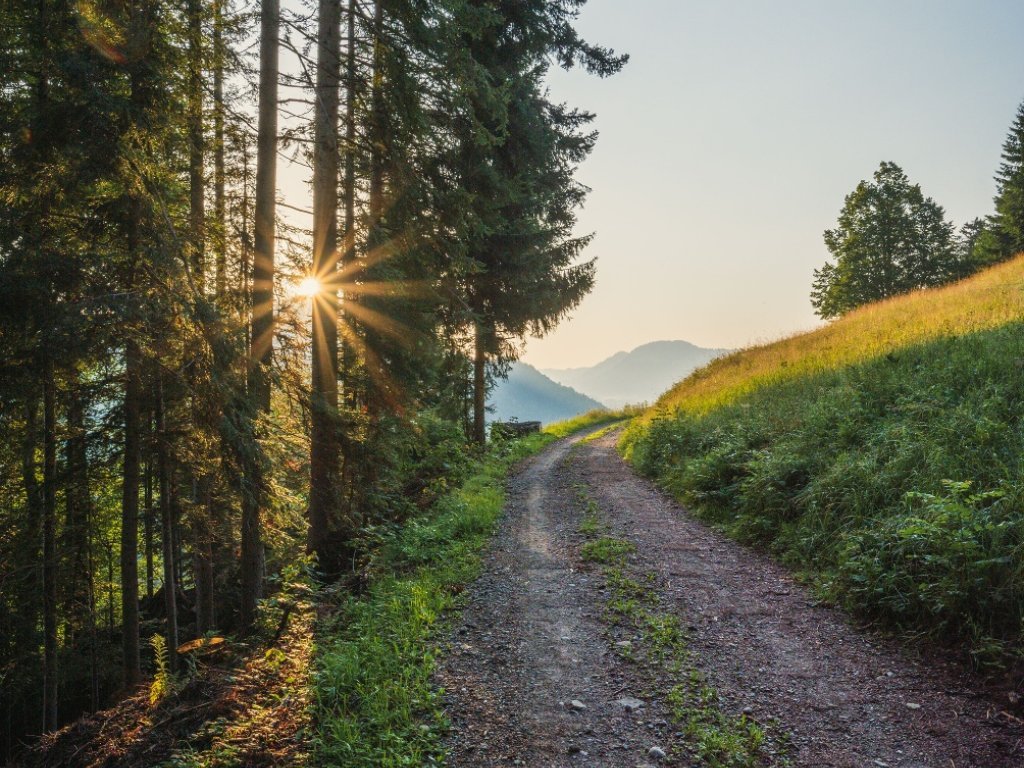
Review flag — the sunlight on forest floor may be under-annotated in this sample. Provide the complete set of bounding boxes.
[30,613,315,767]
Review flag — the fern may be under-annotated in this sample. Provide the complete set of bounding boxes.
[149,634,172,707]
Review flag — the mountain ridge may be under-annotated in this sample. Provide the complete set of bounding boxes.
[488,362,605,426]
[541,339,729,408]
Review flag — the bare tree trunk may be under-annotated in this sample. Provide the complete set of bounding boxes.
[86,504,99,711]
[188,0,205,286]
[340,0,356,404]
[242,0,279,627]
[186,0,218,632]
[157,378,179,667]
[308,0,343,576]
[239,136,251,326]
[42,361,58,730]
[119,0,155,690]
[121,340,142,687]
[369,0,384,227]
[64,377,91,640]
[213,0,227,301]
[193,496,215,633]
[144,438,154,599]
[105,538,114,635]
[472,322,487,446]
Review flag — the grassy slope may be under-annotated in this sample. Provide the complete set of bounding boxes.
[635,255,1024,418]
[622,256,1024,664]
[312,410,626,767]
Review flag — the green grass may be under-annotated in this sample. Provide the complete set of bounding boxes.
[622,257,1024,665]
[580,536,635,565]
[311,412,618,767]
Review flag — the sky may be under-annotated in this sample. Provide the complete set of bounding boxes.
[518,0,1024,369]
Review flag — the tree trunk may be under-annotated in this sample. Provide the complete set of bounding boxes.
[473,322,487,445]
[86,505,99,712]
[188,0,205,286]
[121,340,142,687]
[120,0,154,689]
[64,378,92,640]
[42,361,58,731]
[242,0,279,627]
[105,539,114,635]
[369,0,384,228]
[193,493,215,634]
[157,378,179,668]
[340,0,356,405]
[213,0,227,301]
[144,440,154,599]
[308,0,343,576]
[240,136,252,326]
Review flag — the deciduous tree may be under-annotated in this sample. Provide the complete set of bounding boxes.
[811,161,956,319]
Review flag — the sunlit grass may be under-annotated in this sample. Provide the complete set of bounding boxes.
[543,406,642,439]
[640,254,1024,420]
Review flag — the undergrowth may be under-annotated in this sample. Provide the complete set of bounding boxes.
[311,411,616,767]
[576,486,785,767]
[623,274,1024,664]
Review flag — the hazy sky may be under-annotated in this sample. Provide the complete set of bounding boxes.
[520,0,1024,369]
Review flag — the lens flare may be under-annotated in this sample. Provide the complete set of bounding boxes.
[295,276,322,298]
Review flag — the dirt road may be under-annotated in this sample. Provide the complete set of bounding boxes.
[438,429,1024,767]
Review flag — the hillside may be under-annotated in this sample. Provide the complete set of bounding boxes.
[543,340,728,408]
[488,363,606,425]
[622,255,1024,663]
[643,256,1024,418]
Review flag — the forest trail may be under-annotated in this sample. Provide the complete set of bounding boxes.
[439,429,1024,767]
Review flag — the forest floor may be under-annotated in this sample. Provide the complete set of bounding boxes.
[22,609,314,768]
[438,429,1024,767]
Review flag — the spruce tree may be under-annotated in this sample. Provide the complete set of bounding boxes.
[978,100,1024,263]
[444,0,625,443]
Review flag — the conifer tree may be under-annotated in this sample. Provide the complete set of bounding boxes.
[445,0,625,443]
[974,101,1024,265]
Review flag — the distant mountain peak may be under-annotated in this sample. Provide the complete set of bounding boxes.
[539,339,729,409]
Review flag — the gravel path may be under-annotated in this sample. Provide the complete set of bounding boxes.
[439,430,1024,767]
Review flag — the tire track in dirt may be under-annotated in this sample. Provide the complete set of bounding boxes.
[439,432,679,767]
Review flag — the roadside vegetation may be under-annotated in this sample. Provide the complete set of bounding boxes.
[623,257,1024,664]
[546,406,641,439]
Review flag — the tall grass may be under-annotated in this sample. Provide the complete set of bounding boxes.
[623,258,1024,664]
